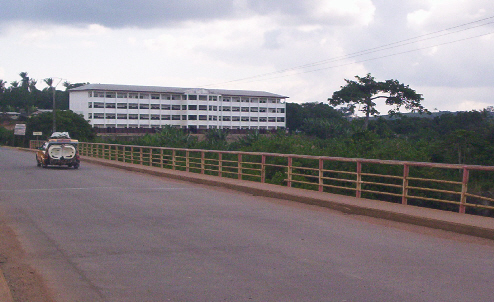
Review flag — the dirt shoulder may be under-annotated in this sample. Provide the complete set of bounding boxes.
[0,214,55,302]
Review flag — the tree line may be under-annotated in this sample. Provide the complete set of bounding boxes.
[0,72,86,116]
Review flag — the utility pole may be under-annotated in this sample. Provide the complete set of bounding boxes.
[46,78,64,134]
[52,85,56,133]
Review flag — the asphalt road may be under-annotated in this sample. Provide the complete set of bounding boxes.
[1,147,494,302]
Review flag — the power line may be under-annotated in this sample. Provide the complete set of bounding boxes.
[202,15,494,87]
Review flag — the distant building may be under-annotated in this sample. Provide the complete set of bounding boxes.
[3,112,20,120]
[69,84,287,130]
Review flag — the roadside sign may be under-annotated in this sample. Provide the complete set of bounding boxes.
[14,124,26,136]
[33,132,42,136]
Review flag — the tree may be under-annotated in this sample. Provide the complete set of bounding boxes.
[329,73,427,130]
[26,110,95,142]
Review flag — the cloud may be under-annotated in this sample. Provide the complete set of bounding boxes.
[0,0,377,29]
[0,0,237,28]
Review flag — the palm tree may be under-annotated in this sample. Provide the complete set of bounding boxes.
[44,78,56,132]
[19,72,30,91]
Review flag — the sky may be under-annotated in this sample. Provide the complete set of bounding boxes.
[1,0,493,114]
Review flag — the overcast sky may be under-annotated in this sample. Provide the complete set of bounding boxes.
[1,0,493,114]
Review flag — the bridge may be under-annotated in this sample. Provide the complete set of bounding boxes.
[1,146,494,301]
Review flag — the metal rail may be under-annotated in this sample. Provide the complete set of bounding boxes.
[30,141,494,216]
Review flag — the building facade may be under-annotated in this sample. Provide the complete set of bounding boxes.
[69,84,287,130]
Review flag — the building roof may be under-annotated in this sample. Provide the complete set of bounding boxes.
[69,83,288,99]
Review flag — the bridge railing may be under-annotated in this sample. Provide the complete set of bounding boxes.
[73,142,494,216]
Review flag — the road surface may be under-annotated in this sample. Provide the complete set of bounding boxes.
[1,147,493,302]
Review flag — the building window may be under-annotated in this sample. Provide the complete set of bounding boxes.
[171,95,182,100]
[117,93,127,98]
[129,103,138,109]
[88,92,93,98]
[241,117,249,121]
[151,115,160,120]
[199,95,207,101]
[161,115,171,120]
[129,93,139,99]
[250,117,258,122]
[277,117,285,122]
[188,105,197,110]
[94,102,104,108]
[106,92,116,98]
[151,104,160,110]
[209,105,217,111]
[172,105,181,110]
[88,113,92,119]
[277,108,285,113]
[117,114,127,119]
[140,114,149,120]
[129,114,138,119]
[241,107,249,112]
[94,113,104,119]
[88,102,93,108]
[259,107,267,113]
[259,117,267,122]
[251,98,259,103]
[222,107,231,111]
[260,98,267,103]
[106,103,116,109]
[106,113,116,119]
[182,105,187,110]
[268,117,276,122]
[199,105,207,110]
[172,115,181,120]
[139,104,149,109]
[161,94,171,100]
[232,97,240,102]
[232,107,240,112]
[250,107,258,112]
[94,91,105,98]
[232,116,240,121]
[188,115,197,120]
[117,103,127,109]
[209,96,217,101]
[161,104,171,110]
[208,116,218,121]
[188,95,197,100]
[140,94,149,99]
[223,97,231,102]
[151,94,160,99]
[199,115,207,120]
[222,116,231,121]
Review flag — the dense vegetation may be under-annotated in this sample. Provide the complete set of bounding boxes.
[0,72,86,114]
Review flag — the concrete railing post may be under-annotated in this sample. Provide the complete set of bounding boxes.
[261,155,266,183]
[219,153,223,177]
[459,167,469,214]
[356,161,362,198]
[319,158,324,192]
[287,157,292,187]
[402,164,409,205]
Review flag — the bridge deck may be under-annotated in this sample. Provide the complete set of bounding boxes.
[83,154,494,240]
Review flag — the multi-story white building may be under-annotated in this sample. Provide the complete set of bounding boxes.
[69,84,287,130]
